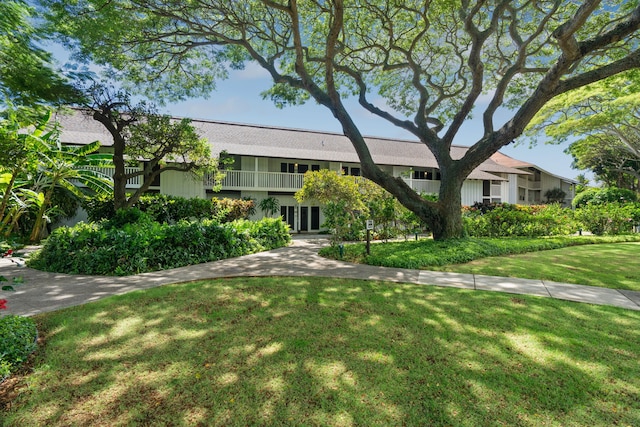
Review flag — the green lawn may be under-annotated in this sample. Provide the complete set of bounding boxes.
[321,235,640,291]
[432,242,640,290]
[2,277,639,426]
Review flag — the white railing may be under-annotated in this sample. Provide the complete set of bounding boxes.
[517,176,541,190]
[78,166,143,187]
[211,170,305,191]
[210,170,442,194]
[401,177,441,194]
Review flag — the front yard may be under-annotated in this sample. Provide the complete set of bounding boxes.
[2,276,639,426]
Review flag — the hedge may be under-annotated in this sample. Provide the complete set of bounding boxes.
[82,194,255,223]
[28,216,291,276]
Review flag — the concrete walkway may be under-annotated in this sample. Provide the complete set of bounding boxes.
[1,236,639,316]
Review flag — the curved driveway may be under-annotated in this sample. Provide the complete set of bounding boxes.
[1,236,639,316]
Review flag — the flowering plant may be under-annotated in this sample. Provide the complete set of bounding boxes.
[1,249,25,312]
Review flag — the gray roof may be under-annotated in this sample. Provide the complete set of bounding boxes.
[56,109,527,180]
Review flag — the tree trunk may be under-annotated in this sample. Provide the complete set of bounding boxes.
[0,169,18,223]
[29,188,53,243]
[112,137,128,211]
[429,190,464,240]
[92,110,129,210]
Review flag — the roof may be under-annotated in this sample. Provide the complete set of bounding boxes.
[56,109,530,181]
[491,151,577,184]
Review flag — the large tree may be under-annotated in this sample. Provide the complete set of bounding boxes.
[43,0,640,239]
[83,84,220,210]
[0,1,83,113]
[528,70,640,189]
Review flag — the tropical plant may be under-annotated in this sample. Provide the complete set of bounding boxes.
[544,187,567,204]
[27,124,112,242]
[258,196,280,217]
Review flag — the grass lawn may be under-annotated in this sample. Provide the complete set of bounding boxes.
[321,235,640,291]
[2,277,639,426]
[432,242,640,291]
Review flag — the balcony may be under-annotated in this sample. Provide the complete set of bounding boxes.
[209,170,441,194]
[85,167,441,195]
[517,176,541,190]
[75,166,144,188]
[208,170,305,191]
[401,177,440,194]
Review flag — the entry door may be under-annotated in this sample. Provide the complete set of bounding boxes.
[311,207,320,230]
[300,206,309,231]
[281,206,295,231]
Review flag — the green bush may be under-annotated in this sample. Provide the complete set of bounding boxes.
[575,202,640,235]
[463,203,578,237]
[572,187,637,208]
[28,217,291,276]
[0,315,37,379]
[82,194,256,224]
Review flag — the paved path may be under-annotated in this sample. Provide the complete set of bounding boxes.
[1,236,639,316]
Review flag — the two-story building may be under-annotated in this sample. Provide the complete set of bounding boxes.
[58,110,576,232]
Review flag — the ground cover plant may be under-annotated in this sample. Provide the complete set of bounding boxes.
[28,213,290,275]
[1,277,638,426]
[0,315,37,380]
[432,242,640,291]
[321,235,640,271]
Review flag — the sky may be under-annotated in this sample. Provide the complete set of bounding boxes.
[50,46,584,181]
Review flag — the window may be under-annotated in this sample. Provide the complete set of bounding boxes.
[342,166,360,176]
[281,162,294,173]
[281,162,315,173]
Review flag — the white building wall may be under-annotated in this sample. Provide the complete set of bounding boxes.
[160,170,205,199]
[461,180,483,206]
[505,174,519,204]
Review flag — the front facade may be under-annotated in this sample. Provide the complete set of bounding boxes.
[58,110,576,232]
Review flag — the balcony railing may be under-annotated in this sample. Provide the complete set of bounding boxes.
[209,170,441,194]
[401,177,440,194]
[77,166,144,187]
[517,177,541,189]
[208,170,305,191]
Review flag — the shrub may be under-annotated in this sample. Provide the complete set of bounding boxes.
[572,187,637,208]
[544,187,567,203]
[28,217,291,276]
[463,203,578,237]
[0,315,37,379]
[82,193,116,222]
[82,194,256,223]
[574,202,640,235]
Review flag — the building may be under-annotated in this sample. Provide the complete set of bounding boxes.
[58,110,577,232]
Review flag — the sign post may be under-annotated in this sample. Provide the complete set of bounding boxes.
[365,220,374,255]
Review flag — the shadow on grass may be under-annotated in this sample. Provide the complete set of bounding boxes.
[441,242,640,290]
[4,277,640,426]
